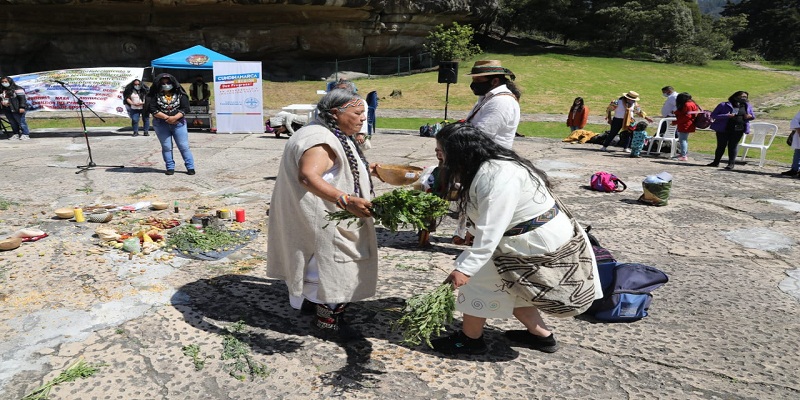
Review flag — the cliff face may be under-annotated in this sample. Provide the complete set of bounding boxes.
[0,0,497,79]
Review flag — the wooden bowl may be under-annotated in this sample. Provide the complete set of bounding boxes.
[87,212,113,223]
[54,207,75,219]
[0,237,22,251]
[151,201,169,210]
[376,164,424,186]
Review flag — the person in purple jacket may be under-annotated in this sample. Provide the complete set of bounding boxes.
[707,91,755,169]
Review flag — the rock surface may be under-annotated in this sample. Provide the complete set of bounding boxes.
[0,123,799,399]
[0,0,496,79]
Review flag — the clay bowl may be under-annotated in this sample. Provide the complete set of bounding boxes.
[54,207,75,219]
[375,164,424,186]
[87,211,113,223]
[151,201,169,210]
[0,237,23,251]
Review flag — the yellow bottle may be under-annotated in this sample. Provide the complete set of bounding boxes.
[74,207,85,223]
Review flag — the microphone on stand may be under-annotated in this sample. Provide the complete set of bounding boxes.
[52,80,66,85]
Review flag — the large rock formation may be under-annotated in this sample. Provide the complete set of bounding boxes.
[0,0,497,80]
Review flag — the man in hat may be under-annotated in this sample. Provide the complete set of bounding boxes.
[464,60,521,150]
[602,90,654,152]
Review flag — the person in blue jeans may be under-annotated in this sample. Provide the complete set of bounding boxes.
[782,109,800,177]
[147,73,195,175]
[0,76,31,140]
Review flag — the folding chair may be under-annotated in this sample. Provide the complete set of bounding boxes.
[645,118,678,157]
[738,122,779,167]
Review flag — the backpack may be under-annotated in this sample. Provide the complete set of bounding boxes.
[694,107,714,129]
[586,262,669,322]
[419,123,433,137]
[590,172,627,192]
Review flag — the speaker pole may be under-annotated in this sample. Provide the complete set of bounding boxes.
[444,83,450,121]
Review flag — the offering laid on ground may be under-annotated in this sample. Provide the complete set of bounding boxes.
[326,189,449,232]
[392,283,455,348]
[165,225,258,261]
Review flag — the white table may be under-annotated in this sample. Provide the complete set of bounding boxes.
[282,104,316,121]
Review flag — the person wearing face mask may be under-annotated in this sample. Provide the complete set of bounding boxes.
[122,79,150,136]
[189,75,211,107]
[464,60,521,150]
[601,91,654,152]
[708,91,755,169]
[660,86,678,118]
[0,76,31,140]
[147,73,195,175]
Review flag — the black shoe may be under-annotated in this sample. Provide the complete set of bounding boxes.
[165,170,175,175]
[705,162,719,167]
[300,299,316,315]
[132,133,139,137]
[430,330,488,355]
[504,330,559,353]
[187,169,196,175]
[780,169,798,176]
[143,132,150,136]
[724,164,734,170]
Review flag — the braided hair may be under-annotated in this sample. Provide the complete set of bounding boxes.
[316,89,374,197]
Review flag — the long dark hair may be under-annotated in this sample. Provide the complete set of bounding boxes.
[436,122,551,214]
[675,92,693,110]
[0,76,20,90]
[571,97,584,111]
[728,90,748,107]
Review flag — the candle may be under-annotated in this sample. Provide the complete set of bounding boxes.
[235,208,245,223]
[74,207,85,223]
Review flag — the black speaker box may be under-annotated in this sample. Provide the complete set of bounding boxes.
[438,61,459,84]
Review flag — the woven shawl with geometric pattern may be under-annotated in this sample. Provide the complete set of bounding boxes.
[492,195,596,317]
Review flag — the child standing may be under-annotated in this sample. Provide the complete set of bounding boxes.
[629,121,650,158]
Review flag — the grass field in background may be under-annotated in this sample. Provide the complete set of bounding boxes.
[24,54,799,165]
[378,118,795,165]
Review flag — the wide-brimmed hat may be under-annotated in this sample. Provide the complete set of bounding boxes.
[465,60,516,81]
[622,91,640,101]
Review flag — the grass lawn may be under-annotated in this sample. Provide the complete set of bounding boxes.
[24,54,799,165]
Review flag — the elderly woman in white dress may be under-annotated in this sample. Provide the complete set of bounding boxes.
[267,89,378,342]
[430,122,602,355]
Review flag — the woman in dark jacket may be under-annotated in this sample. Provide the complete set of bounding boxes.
[122,79,150,137]
[0,76,30,140]
[708,91,755,169]
[147,73,195,175]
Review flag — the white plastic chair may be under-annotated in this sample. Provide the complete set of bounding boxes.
[645,118,678,157]
[738,122,779,167]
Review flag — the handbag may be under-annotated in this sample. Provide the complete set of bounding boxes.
[788,132,794,146]
[492,193,596,317]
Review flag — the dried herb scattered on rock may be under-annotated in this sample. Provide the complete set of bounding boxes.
[326,189,450,232]
[166,225,249,253]
[393,283,455,348]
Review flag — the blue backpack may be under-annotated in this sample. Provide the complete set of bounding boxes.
[586,262,669,322]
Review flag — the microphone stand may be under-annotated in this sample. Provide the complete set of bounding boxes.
[54,81,125,173]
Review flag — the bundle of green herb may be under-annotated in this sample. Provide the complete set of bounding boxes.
[393,283,455,348]
[166,225,249,253]
[23,359,101,400]
[326,189,450,232]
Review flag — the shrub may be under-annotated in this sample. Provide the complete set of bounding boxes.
[669,45,712,66]
[423,22,481,62]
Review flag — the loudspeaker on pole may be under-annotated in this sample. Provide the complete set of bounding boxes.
[437,61,458,84]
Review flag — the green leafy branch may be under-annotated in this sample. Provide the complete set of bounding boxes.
[392,283,455,348]
[23,359,102,400]
[221,321,270,381]
[326,189,449,232]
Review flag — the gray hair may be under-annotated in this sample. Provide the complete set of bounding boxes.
[334,79,357,93]
[316,89,364,132]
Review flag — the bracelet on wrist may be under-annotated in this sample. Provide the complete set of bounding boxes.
[336,194,350,210]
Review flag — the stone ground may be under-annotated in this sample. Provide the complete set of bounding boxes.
[1,121,799,400]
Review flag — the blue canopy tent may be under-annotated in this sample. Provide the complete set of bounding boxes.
[150,45,236,131]
[151,45,235,70]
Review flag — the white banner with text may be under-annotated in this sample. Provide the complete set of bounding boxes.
[213,61,264,133]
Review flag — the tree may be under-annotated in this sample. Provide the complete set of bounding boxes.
[725,0,800,62]
[423,22,482,62]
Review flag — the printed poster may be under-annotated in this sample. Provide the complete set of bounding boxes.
[11,67,144,117]
[213,61,264,133]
